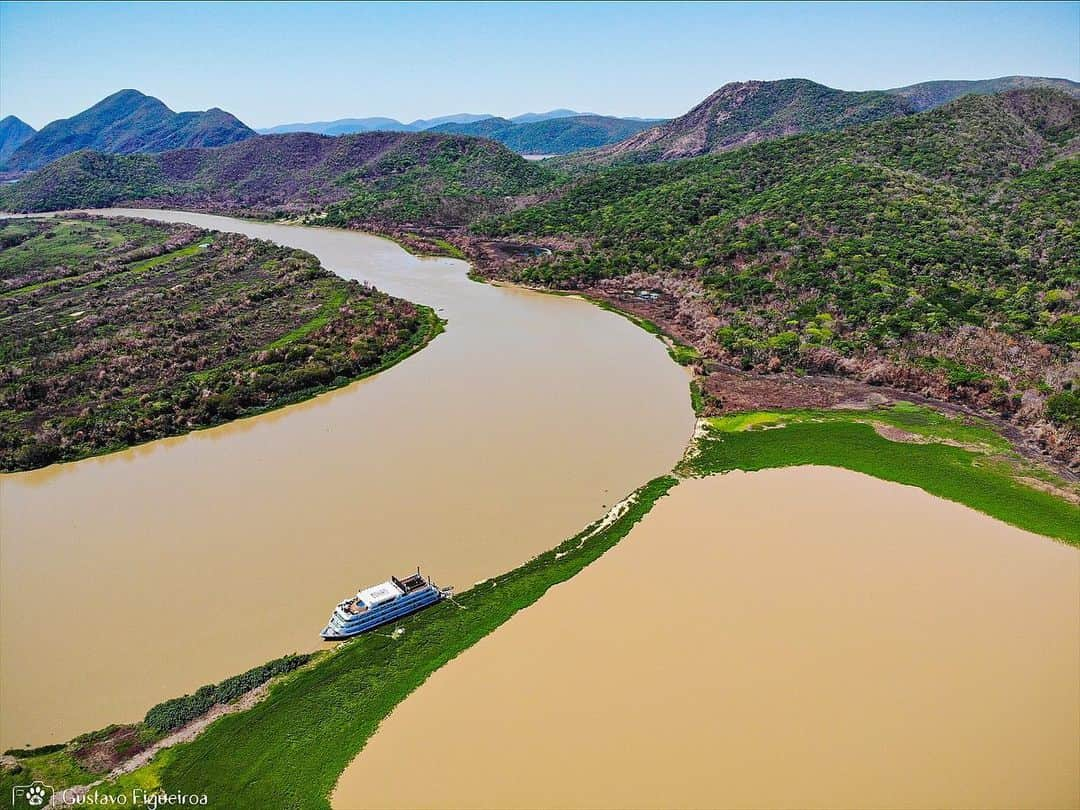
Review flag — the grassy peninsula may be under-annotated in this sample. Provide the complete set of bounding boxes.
[2,476,678,809]
[7,397,1075,809]
[0,215,441,471]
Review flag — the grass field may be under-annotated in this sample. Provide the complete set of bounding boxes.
[705,402,1011,450]
[683,407,1079,544]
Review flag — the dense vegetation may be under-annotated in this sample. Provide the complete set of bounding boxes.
[143,655,311,735]
[480,89,1080,463]
[2,89,254,172]
[431,114,661,154]
[0,131,557,226]
[0,215,439,470]
[318,133,557,224]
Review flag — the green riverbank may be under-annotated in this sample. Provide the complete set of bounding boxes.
[1,216,446,472]
[682,407,1079,545]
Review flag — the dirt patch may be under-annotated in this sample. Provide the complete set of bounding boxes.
[872,424,935,444]
[47,684,273,807]
[868,423,985,452]
[700,365,895,412]
[1016,476,1080,506]
[72,726,152,774]
[343,223,577,278]
[107,682,271,780]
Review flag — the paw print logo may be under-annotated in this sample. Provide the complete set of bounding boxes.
[12,780,53,807]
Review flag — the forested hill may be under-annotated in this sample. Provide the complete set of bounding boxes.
[0,131,557,225]
[479,89,1080,464]
[0,116,36,163]
[2,90,255,172]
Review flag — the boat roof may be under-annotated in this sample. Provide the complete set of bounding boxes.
[357,580,404,607]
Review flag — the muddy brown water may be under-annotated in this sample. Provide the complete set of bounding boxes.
[0,210,694,748]
[335,467,1080,810]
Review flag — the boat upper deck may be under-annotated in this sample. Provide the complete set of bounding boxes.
[338,572,437,617]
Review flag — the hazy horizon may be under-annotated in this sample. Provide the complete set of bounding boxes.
[1,1,1078,129]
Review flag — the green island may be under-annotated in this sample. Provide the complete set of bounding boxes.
[0,215,442,471]
[4,396,1074,809]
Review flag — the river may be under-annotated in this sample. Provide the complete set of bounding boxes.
[335,467,1080,810]
[0,210,695,748]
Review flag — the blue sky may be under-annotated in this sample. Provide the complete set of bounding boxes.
[1,1,1077,129]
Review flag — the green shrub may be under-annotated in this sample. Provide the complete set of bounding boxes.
[143,654,311,735]
[1046,390,1080,428]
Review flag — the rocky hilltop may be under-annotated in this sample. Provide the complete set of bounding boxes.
[576,79,913,163]
[571,76,1080,165]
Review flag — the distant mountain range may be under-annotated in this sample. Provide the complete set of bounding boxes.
[254,109,612,137]
[574,75,1080,164]
[1,90,255,172]
[257,113,491,136]
[885,75,1080,111]
[4,75,1077,203]
[12,76,1074,174]
[0,116,36,163]
[257,109,663,154]
[430,115,664,154]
